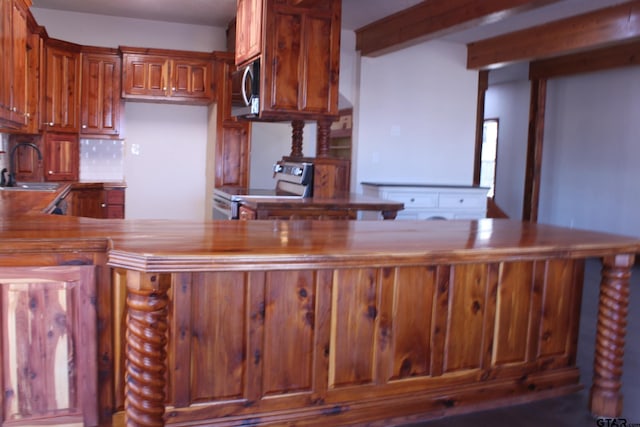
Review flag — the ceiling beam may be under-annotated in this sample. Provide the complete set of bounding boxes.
[467,1,640,70]
[529,39,640,79]
[355,0,561,57]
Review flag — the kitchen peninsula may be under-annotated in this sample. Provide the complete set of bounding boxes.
[0,189,638,426]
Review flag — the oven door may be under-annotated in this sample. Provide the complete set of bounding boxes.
[212,195,237,220]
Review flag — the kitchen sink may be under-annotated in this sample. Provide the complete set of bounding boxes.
[0,182,61,192]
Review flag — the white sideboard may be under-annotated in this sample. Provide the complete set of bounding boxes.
[361,183,489,220]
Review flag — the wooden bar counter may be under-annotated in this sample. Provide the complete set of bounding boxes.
[0,210,638,426]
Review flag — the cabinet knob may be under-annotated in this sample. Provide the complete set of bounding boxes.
[82,124,87,129]
[459,199,464,203]
[172,87,176,91]
[12,106,17,112]
[101,203,106,208]
[163,86,167,91]
[48,170,53,175]
[410,198,415,202]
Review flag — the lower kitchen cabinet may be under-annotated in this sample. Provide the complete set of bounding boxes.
[361,183,489,220]
[0,266,98,426]
[68,185,125,219]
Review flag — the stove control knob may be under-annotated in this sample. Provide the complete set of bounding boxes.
[293,167,303,176]
[273,164,284,173]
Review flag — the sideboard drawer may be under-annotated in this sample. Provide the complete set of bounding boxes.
[383,191,438,208]
[439,193,486,209]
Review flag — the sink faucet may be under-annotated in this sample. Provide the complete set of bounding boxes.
[6,142,43,187]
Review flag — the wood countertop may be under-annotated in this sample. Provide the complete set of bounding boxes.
[238,193,404,210]
[1,215,638,271]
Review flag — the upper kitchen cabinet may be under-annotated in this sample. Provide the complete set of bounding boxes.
[120,46,214,104]
[235,0,263,66]
[80,47,122,137]
[42,39,81,133]
[234,0,341,120]
[0,0,32,130]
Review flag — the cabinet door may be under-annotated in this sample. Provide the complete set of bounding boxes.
[69,188,106,218]
[261,0,340,118]
[0,266,98,426]
[42,45,80,132]
[8,134,43,182]
[235,0,263,66]
[81,53,122,136]
[0,0,29,129]
[215,121,250,188]
[170,59,212,102]
[43,133,79,181]
[122,54,169,98]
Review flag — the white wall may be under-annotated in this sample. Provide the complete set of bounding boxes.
[30,8,226,220]
[355,40,478,188]
[485,80,530,219]
[539,66,640,237]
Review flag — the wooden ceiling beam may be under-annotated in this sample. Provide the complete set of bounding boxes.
[529,39,640,79]
[355,0,561,57]
[467,1,640,70]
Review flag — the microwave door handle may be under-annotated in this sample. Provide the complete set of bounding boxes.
[241,65,252,106]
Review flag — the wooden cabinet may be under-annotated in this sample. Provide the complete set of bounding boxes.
[213,53,251,188]
[234,0,341,120]
[68,186,125,219]
[7,134,43,182]
[80,48,122,136]
[0,266,98,426]
[121,47,213,104]
[235,0,263,65]
[43,132,78,181]
[42,39,81,133]
[0,0,32,129]
[362,183,489,220]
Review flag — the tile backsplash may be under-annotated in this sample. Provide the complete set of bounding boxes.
[80,139,124,182]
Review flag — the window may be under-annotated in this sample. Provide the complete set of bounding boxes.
[479,119,498,198]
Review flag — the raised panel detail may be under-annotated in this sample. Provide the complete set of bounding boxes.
[330,268,378,388]
[189,272,247,401]
[444,264,488,372]
[493,262,534,365]
[262,270,316,395]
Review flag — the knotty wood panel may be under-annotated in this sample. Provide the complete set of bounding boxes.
[444,264,488,372]
[493,262,534,365]
[302,15,332,112]
[0,266,96,424]
[262,270,316,395]
[329,268,378,388]
[538,259,578,358]
[269,11,301,111]
[389,266,437,380]
[190,272,247,401]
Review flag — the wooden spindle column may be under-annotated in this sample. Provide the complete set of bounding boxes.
[589,253,634,417]
[316,118,332,158]
[125,271,171,427]
[290,120,304,158]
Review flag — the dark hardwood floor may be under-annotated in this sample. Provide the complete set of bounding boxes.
[403,259,640,427]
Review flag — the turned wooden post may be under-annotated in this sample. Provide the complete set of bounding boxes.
[290,120,304,158]
[589,253,634,417]
[125,271,171,427]
[316,118,332,158]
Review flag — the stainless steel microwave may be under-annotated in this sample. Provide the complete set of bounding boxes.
[231,59,260,118]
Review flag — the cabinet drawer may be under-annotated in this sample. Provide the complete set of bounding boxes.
[106,189,125,204]
[383,191,438,208]
[439,193,486,209]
